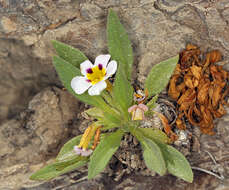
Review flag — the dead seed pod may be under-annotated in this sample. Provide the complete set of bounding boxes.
[168,44,229,135]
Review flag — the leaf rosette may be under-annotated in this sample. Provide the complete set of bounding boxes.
[30,9,193,183]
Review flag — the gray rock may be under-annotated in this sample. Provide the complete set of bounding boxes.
[0,87,79,170]
[0,39,57,123]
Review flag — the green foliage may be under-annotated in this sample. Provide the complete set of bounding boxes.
[113,69,133,118]
[30,134,88,181]
[52,40,87,68]
[98,117,119,130]
[101,90,115,107]
[30,157,88,181]
[31,9,193,183]
[141,137,167,176]
[56,135,82,162]
[55,156,84,171]
[107,9,133,80]
[137,128,170,144]
[146,94,159,109]
[88,129,124,179]
[132,129,166,176]
[57,132,111,162]
[84,107,104,119]
[132,128,193,183]
[84,107,121,128]
[145,55,179,97]
[103,112,121,126]
[156,141,193,183]
[107,9,134,117]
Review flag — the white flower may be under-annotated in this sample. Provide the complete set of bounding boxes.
[71,54,117,96]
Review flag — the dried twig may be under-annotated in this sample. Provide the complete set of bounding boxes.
[192,150,225,180]
[191,166,224,180]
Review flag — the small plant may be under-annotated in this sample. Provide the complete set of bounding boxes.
[30,9,193,183]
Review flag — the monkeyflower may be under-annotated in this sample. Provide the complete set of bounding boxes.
[128,104,148,120]
[74,125,95,157]
[71,54,117,96]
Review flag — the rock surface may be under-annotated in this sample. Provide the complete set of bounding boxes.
[0,0,229,189]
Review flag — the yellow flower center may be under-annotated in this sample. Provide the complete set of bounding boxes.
[86,65,106,85]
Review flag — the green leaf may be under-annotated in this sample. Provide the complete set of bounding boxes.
[101,90,120,109]
[136,134,166,176]
[57,132,112,162]
[103,112,121,126]
[113,69,133,117]
[84,107,121,127]
[145,55,179,97]
[84,107,104,119]
[55,156,82,171]
[107,9,134,115]
[30,158,88,181]
[146,94,159,109]
[137,128,170,144]
[156,142,193,183]
[53,56,110,109]
[52,40,87,68]
[98,118,118,130]
[84,107,121,128]
[56,135,82,162]
[107,9,133,80]
[88,129,124,179]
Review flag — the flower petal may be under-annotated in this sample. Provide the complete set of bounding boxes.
[133,108,144,120]
[128,105,138,113]
[80,60,93,76]
[88,80,107,96]
[81,149,93,157]
[105,60,117,79]
[138,104,149,112]
[94,54,111,68]
[71,76,91,94]
[74,146,82,155]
